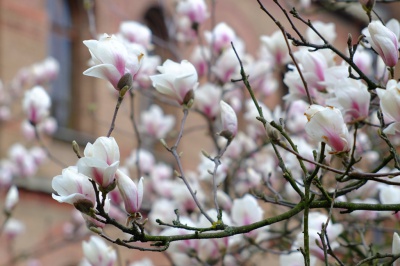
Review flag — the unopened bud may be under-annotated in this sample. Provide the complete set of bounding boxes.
[183,89,195,108]
[4,186,18,215]
[117,73,133,92]
[74,199,94,215]
[359,0,375,12]
[72,140,82,158]
[201,149,211,159]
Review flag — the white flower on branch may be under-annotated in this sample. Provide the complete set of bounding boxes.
[77,137,120,190]
[304,105,351,154]
[119,21,152,50]
[116,170,144,215]
[367,21,399,67]
[83,34,143,90]
[22,85,51,126]
[52,166,96,212]
[376,79,400,135]
[139,105,175,139]
[150,59,198,107]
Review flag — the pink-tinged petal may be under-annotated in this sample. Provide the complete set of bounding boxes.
[150,74,176,96]
[368,21,399,67]
[305,105,351,153]
[150,59,198,105]
[116,170,143,214]
[51,167,96,206]
[83,64,121,89]
[220,100,238,139]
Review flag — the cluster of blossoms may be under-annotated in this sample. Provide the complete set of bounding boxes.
[47,0,400,263]
[0,56,59,249]
[4,0,400,265]
[52,137,144,229]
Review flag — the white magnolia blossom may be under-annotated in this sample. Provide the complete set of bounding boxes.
[367,21,399,67]
[176,0,208,24]
[83,34,143,90]
[376,79,400,134]
[116,170,144,214]
[139,105,175,139]
[220,100,238,139]
[52,166,96,209]
[326,78,370,122]
[119,21,152,49]
[3,218,25,240]
[4,185,19,213]
[125,149,155,175]
[82,236,117,266]
[77,137,120,189]
[195,83,222,119]
[190,45,211,77]
[231,194,264,238]
[205,22,236,53]
[150,59,198,106]
[22,85,51,125]
[260,30,290,65]
[305,105,351,154]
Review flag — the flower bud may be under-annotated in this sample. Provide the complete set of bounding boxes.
[117,72,133,92]
[4,185,18,214]
[367,21,399,67]
[219,100,238,140]
[116,170,144,215]
[359,0,375,12]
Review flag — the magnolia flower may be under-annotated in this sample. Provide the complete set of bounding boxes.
[190,45,210,77]
[125,149,155,175]
[52,166,96,213]
[119,21,152,49]
[82,236,117,266]
[212,48,240,83]
[150,59,198,106]
[139,105,175,139]
[367,21,399,67]
[205,22,236,53]
[376,79,400,134]
[353,47,373,77]
[3,218,25,240]
[116,170,144,215]
[195,83,222,119]
[219,100,238,140]
[22,86,51,125]
[260,31,290,65]
[304,105,351,154]
[197,209,231,263]
[176,0,208,25]
[393,232,400,266]
[9,143,37,177]
[326,78,370,122]
[231,194,263,238]
[83,34,143,90]
[78,137,120,190]
[134,54,161,88]
[4,185,18,214]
